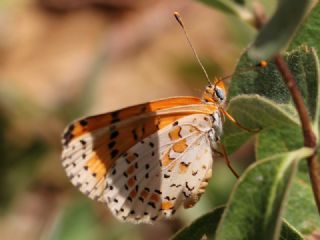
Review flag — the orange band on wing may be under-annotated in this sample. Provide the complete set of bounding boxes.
[62,97,204,145]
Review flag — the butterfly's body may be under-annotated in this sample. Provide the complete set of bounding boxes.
[61,81,227,223]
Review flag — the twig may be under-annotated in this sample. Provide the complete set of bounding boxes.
[252,2,320,214]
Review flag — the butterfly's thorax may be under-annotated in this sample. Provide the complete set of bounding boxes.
[202,85,217,103]
[201,81,226,149]
[201,106,223,152]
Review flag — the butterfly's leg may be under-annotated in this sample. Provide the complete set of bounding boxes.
[220,108,261,133]
[212,148,224,158]
[218,143,239,178]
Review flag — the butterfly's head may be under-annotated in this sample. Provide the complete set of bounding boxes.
[203,78,226,105]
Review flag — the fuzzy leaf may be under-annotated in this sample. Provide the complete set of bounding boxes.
[284,161,320,235]
[281,220,304,240]
[248,0,313,60]
[290,2,320,53]
[214,148,313,240]
[223,45,320,239]
[223,95,301,158]
[229,46,319,123]
[224,46,320,158]
[172,206,303,240]
[172,206,224,240]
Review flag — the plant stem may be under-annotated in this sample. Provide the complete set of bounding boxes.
[274,55,320,214]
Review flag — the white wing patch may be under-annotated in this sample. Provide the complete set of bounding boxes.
[105,114,218,223]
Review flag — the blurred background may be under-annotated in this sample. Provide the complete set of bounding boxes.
[0,0,274,239]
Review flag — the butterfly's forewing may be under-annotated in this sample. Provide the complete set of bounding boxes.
[62,97,201,200]
[61,97,218,223]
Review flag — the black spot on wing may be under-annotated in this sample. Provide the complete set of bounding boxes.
[111,111,120,124]
[185,182,195,192]
[155,189,162,194]
[132,129,139,140]
[79,119,88,127]
[80,139,86,146]
[108,141,116,149]
[170,183,182,188]
[110,130,119,140]
[148,202,156,209]
[111,149,119,158]
[151,216,158,221]
[63,124,75,146]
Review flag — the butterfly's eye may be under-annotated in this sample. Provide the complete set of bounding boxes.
[214,87,225,101]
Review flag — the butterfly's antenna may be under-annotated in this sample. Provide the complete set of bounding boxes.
[220,60,269,82]
[174,12,212,85]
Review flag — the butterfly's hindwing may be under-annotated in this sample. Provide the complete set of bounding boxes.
[105,114,216,223]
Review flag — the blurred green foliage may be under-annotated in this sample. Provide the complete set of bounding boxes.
[0,106,48,211]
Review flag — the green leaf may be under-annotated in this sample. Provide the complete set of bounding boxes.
[172,206,304,240]
[198,0,253,22]
[226,46,320,154]
[224,45,320,239]
[229,46,319,121]
[229,55,291,103]
[284,161,320,235]
[285,47,320,128]
[215,148,313,240]
[281,220,304,240]
[224,50,320,239]
[172,206,224,240]
[248,0,313,60]
[256,123,303,160]
[223,95,301,157]
[290,2,320,53]
[199,0,240,14]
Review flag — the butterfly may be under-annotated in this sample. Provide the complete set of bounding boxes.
[60,78,249,223]
[61,12,265,223]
